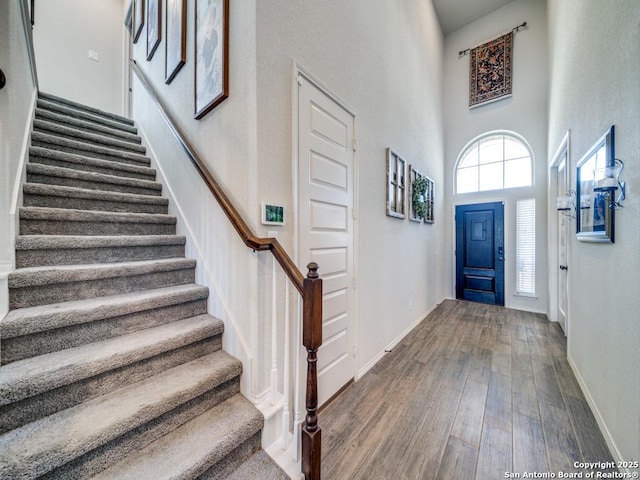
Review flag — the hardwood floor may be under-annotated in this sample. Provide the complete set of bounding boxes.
[321,300,616,480]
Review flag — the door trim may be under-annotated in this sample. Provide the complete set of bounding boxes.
[549,130,571,336]
[292,62,359,400]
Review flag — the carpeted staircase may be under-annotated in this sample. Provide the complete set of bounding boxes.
[0,92,290,480]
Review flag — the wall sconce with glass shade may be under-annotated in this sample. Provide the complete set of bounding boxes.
[593,158,625,209]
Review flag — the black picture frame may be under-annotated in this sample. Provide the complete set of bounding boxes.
[133,0,145,44]
[194,0,229,119]
[146,0,161,61]
[165,0,186,83]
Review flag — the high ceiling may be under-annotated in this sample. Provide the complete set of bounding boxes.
[432,0,515,35]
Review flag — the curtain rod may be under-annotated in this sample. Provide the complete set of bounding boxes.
[458,22,527,57]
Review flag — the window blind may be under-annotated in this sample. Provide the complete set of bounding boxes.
[516,198,536,296]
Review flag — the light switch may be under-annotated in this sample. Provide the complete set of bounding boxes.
[88,50,99,62]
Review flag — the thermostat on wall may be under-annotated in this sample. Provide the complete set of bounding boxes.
[261,203,285,225]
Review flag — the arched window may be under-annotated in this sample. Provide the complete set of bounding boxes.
[456,132,533,194]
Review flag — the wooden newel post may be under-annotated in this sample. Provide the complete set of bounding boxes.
[302,262,322,480]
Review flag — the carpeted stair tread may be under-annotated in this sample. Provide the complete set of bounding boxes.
[33,119,146,154]
[9,257,194,289]
[19,206,177,237]
[23,183,168,212]
[38,91,135,126]
[32,131,150,165]
[224,451,290,480]
[90,394,264,480]
[0,314,224,406]
[29,146,155,179]
[1,283,207,339]
[20,206,175,226]
[0,351,242,480]
[26,163,163,196]
[8,257,195,308]
[31,143,150,168]
[36,98,138,134]
[16,234,183,254]
[35,107,142,143]
[15,233,184,267]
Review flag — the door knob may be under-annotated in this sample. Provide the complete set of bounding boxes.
[559,265,568,270]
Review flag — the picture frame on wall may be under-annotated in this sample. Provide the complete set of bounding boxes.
[194,0,229,119]
[386,148,406,219]
[133,0,145,43]
[146,0,161,60]
[165,0,186,84]
[408,165,424,223]
[424,175,435,224]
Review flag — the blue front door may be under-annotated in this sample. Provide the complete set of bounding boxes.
[455,202,504,306]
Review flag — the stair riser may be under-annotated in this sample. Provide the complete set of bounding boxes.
[32,138,149,168]
[29,156,155,181]
[23,193,168,216]
[201,433,262,480]
[27,171,162,196]
[16,242,182,268]
[20,218,176,236]
[35,109,141,144]
[37,99,137,134]
[0,336,223,433]
[9,267,195,309]
[40,379,240,480]
[33,124,145,155]
[2,297,208,364]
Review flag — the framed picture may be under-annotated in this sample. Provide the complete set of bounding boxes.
[261,203,285,226]
[386,148,406,219]
[424,175,435,224]
[194,0,229,119]
[133,0,145,43]
[165,0,186,83]
[146,0,161,61]
[409,166,435,224]
[576,125,615,243]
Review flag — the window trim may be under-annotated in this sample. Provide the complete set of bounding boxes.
[454,130,535,194]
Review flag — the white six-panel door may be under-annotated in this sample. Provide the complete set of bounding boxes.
[297,73,355,406]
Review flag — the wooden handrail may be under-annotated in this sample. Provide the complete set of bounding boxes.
[129,59,322,480]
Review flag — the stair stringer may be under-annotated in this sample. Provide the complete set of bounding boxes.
[134,112,299,473]
[135,122,254,403]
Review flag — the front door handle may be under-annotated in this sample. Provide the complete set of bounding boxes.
[559,265,568,271]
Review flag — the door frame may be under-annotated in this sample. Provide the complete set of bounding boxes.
[455,201,505,306]
[292,61,359,389]
[549,131,571,336]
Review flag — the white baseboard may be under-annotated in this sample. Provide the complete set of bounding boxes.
[567,354,630,474]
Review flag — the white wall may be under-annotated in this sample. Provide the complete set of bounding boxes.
[33,0,125,114]
[0,0,38,319]
[442,0,549,314]
[256,0,446,376]
[548,0,640,465]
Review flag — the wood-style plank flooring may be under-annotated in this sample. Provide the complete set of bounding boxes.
[321,300,616,480]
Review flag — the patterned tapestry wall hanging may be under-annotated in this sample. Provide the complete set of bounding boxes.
[469,32,513,108]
